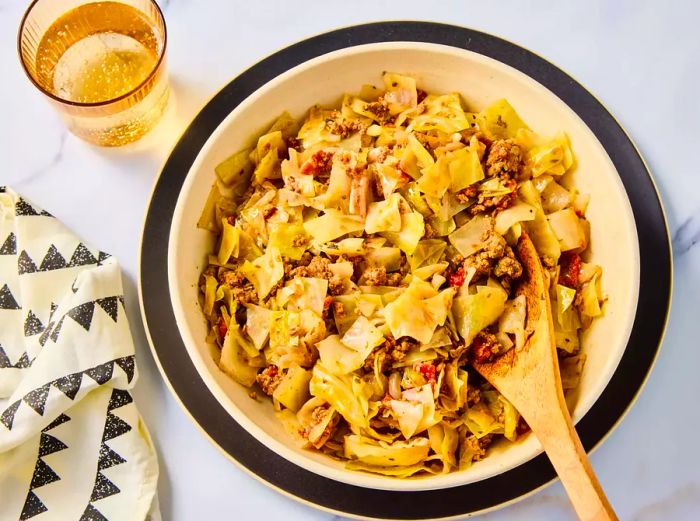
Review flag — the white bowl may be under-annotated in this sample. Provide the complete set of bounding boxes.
[168,42,639,492]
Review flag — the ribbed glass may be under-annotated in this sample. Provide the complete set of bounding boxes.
[18,0,168,146]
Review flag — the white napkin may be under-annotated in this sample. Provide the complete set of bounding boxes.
[0,188,159,520]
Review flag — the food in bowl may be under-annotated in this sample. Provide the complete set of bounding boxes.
[196,72,604,477]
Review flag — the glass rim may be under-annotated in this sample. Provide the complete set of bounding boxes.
[17,0,168,108]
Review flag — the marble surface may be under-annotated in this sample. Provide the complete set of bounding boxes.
[2,0,699,519]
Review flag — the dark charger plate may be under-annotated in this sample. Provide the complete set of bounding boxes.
[139,22,671,519]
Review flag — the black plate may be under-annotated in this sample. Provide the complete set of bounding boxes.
[139,22,671,519]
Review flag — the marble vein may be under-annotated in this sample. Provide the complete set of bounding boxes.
[672,212,700,256]
[632,482,700,521]
[14,131,68,189]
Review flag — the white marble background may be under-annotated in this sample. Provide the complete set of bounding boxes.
[1,0,699,519]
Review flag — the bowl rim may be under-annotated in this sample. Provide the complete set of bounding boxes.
[167,40,640,492]
[139,21,672,520]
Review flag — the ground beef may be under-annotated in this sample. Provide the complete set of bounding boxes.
[292,255,346,296]
[456,185,478,204]
[494,253,523,279]
[423,221,439,239]
[386,272,404,286]
[221,270,258,304]
[292,234,309,248]
[364,100,392,124]
[307,406,340,449]
[470,331,501,364]
[326,118,367,138]
[485,139,523,179]
[467,178,518,216]
[285,136,302,152]
[363,345,390,372]
[300,150,334,176]
[463,252,492,279]
[462,233,522,285]
[363,266,387,286]
[386,337,416,362]
[463,433,494,461]
[256,365,285,396]
[467,385,482,406]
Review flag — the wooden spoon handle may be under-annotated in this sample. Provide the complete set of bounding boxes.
[536,407,618,521]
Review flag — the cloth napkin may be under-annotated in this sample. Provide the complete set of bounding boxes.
[0,188,159,520]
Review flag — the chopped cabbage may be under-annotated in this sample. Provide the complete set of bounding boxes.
[548,209,587,252]
[304,209,365,243]
[365,193,403,234]
[409,93,470,134]
[494,202,536,236]
[417,154,451,198]
[268,222,308,260]
[310,364,370,428]
[409,239,447,271]
[383,73,418,115]
[273,364,312,412]
[219,325,263,387]
[465,401,503,438]
[448,146,484,192]
[380,212,425,255]
[344,435,430,466]
[498,295,527,350]
[478,99,528,140]
[277,277,328,316]
[239,247,284,300]
[385,280,455,344]
[245,304,271,350]
[448,215,492,258]
[452,285,508,345]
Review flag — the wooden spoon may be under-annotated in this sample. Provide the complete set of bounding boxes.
[472,232,618,521]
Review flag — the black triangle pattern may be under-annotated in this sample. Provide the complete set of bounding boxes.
[38,321,54,347]
[0,283,20,309]
[90,471,121,502]
[40,209,52,217]
[19,415,69,520]
[15,198,40,216]
[83,387,132,513]
[68,243,98,267]
[0,232,16,255]
[38,244,67,272]
[0,344,11,368]
[29,459,60,489]
[66,301,95,331]
[24,310,45,337]
[80,504,108,521]
[115,356,136,383]
[15,352,32,369]
[107,389,133,411]
[53,372,83,400]
[18,250,38,275]
[50,302,58,317]
[39,432,68,457]
[102,412,131,442]
[44,413,71,431]
[19,492,47,520]
[23,384,51,415]
[96,297,118,322]
[49,317,64,343]
[98,443,127,470]
[96,251,111,266]
[84,362,114,385]
[1,400,21,430]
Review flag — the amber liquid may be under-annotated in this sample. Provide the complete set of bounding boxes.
[33,2,167,146]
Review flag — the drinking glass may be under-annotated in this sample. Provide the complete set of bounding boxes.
[18,0,169,146]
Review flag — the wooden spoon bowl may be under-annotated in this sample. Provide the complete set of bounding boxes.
[472,233,618,521]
